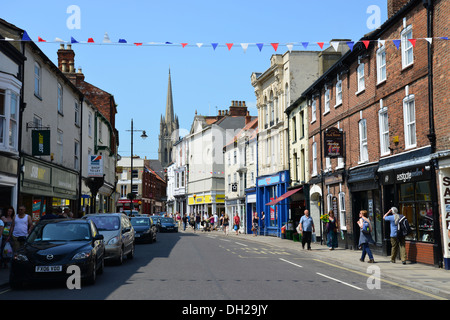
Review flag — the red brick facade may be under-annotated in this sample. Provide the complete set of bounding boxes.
[303,0,447,265]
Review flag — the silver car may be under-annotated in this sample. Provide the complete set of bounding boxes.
[83,213,135,265]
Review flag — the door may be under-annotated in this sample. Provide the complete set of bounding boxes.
[352,191,368,249]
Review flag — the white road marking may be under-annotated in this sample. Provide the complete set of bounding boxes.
[316,272,364,291]
[279,258,303,268]
[234,242,248,247]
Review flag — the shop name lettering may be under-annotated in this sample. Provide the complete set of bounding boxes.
[182,304,268,317]
[396,168,423,182]
[443,177,450,247]
[30,166,46,180]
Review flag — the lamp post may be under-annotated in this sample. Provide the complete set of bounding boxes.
[126,118,148,214]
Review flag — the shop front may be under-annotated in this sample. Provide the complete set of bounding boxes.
[438,156,450,270]
[0,154,19,213]
[188,192,225,217]
[378,148,440,265]
[19,156,79,222]
[245,188,257,234]
[256,171,290,237]
[347,165,382,253]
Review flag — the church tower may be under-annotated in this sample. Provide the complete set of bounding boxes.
[158,69,179,168]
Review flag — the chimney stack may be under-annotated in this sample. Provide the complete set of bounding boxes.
[387,0,410,19]
[57,43,75,73]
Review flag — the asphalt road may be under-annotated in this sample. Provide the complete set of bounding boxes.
[0,231,438,301]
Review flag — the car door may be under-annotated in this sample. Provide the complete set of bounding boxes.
[121,215,134,254]
[90,221,104,264]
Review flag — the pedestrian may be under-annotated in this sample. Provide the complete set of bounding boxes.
[213,212,218,230]
[299,210,315,250]
[358,210,375,263]
[209,214,215,231]
[12,205,33,253]
[326,210,339,250]
[223,214,229,235]
[261,211,265,236]
[219,212,224,231]
[176,212,181,228]
[182,214,188,231]
[252,212,259,236]
[233,213,240,235]
[195,213,201,232]
[1,206,15,268]
[383,207,406,264]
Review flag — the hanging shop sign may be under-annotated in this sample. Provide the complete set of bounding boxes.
[88,155,103,177]
[324,127,343,158]
[31,130,50,156]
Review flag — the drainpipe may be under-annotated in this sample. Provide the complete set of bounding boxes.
[423,0,442,268]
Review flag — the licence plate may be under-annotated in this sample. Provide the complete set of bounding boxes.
[35,266,62,272]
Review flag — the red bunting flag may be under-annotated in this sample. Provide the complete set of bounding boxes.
[87,38,95,43]
[271,43,279,51]
[181,43,188,48]
[362,40,370,49]
[408,39,417,47]
[317,42,324,49]
[38,37,46,42]
[134,43,143,46]
[226,43,233,50]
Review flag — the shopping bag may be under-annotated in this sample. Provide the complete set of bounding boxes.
[3,242,13,258]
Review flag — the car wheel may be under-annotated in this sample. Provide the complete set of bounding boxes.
[117,247,124,265]
[98,255,105,274]
[86,260,96,285]
[9,274,23,290]
[127,242,135,259]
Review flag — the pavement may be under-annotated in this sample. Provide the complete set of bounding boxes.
[1,228,449,300]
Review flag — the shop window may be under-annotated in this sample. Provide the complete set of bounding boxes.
[398,181,433,243]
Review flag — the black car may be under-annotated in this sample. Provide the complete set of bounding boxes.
[130,216,157,243]
[9,219,105,288]
[157,217,178,232]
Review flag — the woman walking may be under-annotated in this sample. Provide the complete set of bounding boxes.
[252,212,259,236]
[357,210,375,263]
[326,210,339,250]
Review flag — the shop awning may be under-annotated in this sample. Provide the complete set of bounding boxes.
[265,187,302,206]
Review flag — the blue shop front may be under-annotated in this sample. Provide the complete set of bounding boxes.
[255,171,290,237]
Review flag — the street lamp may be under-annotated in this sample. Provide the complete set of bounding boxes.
[126,118,147,214]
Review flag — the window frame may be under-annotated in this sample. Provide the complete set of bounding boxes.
[356,63,365,94]
[378,107,390,156]
[358,119,368,163]
[401,25,414,69]
[403,94,416,149]
[376,46,387,84]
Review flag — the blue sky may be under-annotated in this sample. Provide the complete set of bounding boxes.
[2,0,387,159]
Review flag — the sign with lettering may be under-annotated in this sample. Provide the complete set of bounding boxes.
[440,172,450,268]
[324,127,343,158]
[32,130,50,156]
[88,155,103,177]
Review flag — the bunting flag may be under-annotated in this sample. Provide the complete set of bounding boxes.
[346,41,354,51]
[392,39,401,50]
[5,30,449,54]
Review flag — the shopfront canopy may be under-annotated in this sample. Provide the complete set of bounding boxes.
[265,187,302,206]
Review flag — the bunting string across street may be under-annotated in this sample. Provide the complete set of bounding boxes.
[1,30,448,52]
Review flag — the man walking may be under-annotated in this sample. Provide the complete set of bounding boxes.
[299,210,315,250]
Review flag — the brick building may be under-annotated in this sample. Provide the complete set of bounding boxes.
[298,0,448,266]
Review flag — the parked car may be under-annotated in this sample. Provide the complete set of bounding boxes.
[157,217,178,232]
[130,216,157,243]
[83,213,135,265]
[9,219,105,288]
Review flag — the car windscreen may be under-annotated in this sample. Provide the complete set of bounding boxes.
[28,223,91,242]
[160,218,174,223]
[87,216,120,231]
[130,218,150,226]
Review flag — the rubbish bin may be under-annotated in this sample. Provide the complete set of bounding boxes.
[286,220,294,240]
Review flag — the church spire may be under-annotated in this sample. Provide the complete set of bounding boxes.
[165,68,174,123]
